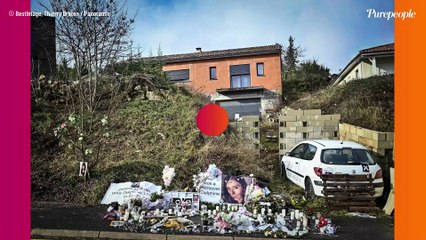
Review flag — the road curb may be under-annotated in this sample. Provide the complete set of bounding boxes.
[31,228,303,240]
[31,228,100,238]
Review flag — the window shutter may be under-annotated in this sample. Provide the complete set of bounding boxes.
[166,69,190,81]
[230,64,250,76]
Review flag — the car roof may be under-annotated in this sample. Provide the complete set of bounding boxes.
[304,140,368,149]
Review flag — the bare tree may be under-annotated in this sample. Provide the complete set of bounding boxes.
[37,0,138,175]
[39,0,136,112]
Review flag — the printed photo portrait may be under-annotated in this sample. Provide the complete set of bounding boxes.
[79,161,88,177]
[221,175,252,204]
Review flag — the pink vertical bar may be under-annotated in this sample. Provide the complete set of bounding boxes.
[0,1,31,239]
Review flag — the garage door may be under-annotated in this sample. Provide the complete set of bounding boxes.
[218,98,261,120]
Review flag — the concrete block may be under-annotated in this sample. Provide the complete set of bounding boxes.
[323,125,339,131]
[325,120,339,126]
[313,127,323,132]
[330,114,341,121]
[287,121,303,127]
[349,125,357,134]
[308,120,325,127]
[296,115,314,121]
[358,136,368,145]
[285,109,304,116]
[285,132,303,139]
[372,132,386,141]
[378,140,394,149]
[386,133,394,141]
[313,115,332,120]
[280,115,297,122]
[357,128,365,137]
[308,132,323,138]
[296,126,314,132]
[364,129,373,139]
[303,109,322,116]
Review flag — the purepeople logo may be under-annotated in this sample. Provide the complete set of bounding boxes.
[366,9,416,20]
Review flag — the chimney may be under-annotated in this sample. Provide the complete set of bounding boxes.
[195,47,202,53]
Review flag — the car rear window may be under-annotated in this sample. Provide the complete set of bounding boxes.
[321,148,376,165]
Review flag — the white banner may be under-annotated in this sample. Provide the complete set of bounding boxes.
[101,181,162,205]
[199,177,222,203]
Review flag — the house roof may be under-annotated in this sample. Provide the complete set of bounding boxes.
[333,43,394,85]
[144,44,282,64]
[359,43,394,54]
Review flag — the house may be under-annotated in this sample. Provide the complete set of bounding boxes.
[31,16,56,80]
[154,44,283,120]
[333,43,394,86]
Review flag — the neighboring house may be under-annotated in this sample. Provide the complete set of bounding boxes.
[152,44,282,120]
[31,16,56,80]
[333,43,394,86]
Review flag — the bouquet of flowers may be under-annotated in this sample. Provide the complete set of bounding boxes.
[162,165,175,187]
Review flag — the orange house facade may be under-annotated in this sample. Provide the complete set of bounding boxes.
[159,44,282,119]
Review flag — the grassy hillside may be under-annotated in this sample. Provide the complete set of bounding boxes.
[289,75,394,132]
[31,83,276,205]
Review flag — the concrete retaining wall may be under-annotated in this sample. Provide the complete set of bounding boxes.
[278,109,340,157]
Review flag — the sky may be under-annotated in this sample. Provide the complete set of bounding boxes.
[32,0,394,74]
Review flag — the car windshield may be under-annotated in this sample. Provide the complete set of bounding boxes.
[321,148,376,165]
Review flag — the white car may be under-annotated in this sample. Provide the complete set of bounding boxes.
[281,140,384,200]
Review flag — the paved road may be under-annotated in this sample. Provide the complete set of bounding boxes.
[31,202,394,240]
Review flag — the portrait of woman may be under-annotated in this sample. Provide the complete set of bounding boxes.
[222,175,248,204]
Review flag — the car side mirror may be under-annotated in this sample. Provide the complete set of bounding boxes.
[285,152,291,156]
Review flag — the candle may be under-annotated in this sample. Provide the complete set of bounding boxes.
[208,210,212,216]
[268,208,272,214]
[261,208,266,215]
[296,220,301,228]
[169,209,173,215]
[253,209,257,215]
[281,209,286,216]
[315,219,320,225]
[213,210,217,215]
[216,206,220,211]
[155,209,160,216]
[303,217,308,227]
[295,209,300,219]
[290,211,295,220]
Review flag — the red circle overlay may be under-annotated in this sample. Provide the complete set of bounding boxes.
[196,104,229,136]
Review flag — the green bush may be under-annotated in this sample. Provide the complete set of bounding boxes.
[289,75,394,132]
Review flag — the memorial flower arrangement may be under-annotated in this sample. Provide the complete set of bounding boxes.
[162,165,175,188]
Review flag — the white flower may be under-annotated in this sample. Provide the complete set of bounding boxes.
[101,117,108,126]
[68,114,76,123]
[78,137,83,141]
[85,149,92,155]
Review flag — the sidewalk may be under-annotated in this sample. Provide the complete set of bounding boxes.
[31,202,394,240]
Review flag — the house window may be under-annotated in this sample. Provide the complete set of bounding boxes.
[355,69,359,79]
[210,67,217,80]
[254,132,259,139]
[166,69,190,82]
[257,63,264,76]
[230,64,251,88]
[254,121,259,127]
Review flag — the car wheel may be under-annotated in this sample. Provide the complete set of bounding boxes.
[281,163,287,180]
[305,178,315,200]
